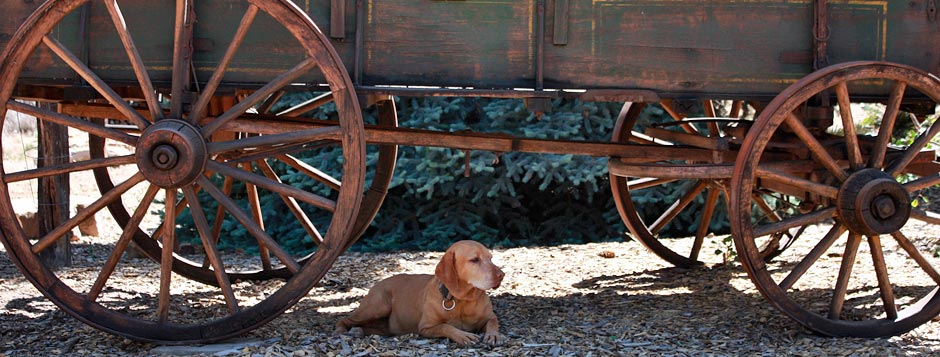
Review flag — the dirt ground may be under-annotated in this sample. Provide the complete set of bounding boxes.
[2,229,940,356]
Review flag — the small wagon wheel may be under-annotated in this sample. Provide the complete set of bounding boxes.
[609,100,800,267]
[92,98,398,284]
[730,61,940,337]
[0,0,365,343]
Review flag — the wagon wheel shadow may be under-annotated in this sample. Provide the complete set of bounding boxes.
[0,241,135,280]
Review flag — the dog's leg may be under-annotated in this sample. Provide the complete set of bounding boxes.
[419,323,480,346]
[335,290,393,335]
[482,317,502,345]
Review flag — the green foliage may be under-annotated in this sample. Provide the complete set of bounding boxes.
[356,97,626,251]
[175,95,729,253]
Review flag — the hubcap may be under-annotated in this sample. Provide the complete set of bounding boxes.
[136,119,207,188]
[837,168,910,236]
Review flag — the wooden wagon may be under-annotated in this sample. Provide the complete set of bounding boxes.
[2,0,940,343]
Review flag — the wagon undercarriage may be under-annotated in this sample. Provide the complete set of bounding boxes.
[2,0,940,344]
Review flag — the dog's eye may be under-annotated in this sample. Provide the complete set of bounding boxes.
[469,257,481,263]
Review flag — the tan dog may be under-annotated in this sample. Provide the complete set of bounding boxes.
[335,240,505,345]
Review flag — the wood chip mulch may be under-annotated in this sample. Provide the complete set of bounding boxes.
[3,225,940,356]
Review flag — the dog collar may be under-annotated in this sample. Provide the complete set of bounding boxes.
[439,283,456,311]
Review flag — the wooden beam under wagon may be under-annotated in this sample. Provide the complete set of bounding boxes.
[57,103,727,162]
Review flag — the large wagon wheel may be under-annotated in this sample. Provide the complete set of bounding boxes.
[92,98,398,285]
[0,0,365,343]
[609,100,800,267]
[730,61,940,337]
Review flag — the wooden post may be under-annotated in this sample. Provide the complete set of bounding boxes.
[37,103,71,269]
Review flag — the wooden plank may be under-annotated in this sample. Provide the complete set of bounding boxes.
[9,1,939,96]
[644,127,728,150]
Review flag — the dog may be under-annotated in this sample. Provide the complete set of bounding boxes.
[335,240,505,345]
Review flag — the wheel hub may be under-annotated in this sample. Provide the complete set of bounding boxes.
[136,119,207,188]
[837,169,910,236]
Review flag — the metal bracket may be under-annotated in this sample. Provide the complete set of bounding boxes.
[331,0,345,39]
[813,0,829,70]
[929,0,938,22]
[553,0,569,45]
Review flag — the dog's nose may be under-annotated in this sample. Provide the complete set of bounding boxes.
[494,268,505,284]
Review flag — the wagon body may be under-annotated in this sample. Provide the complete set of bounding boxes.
[3,0,937,99]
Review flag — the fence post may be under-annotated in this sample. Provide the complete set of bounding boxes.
[37,103,71,269]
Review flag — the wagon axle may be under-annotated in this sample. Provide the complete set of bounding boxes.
[135,119,207,189]
[836,168,910,236]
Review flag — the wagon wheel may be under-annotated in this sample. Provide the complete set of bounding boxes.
[730,61,940,337]
[93,98,398,284]
[0,0,365,343]
[609,100,800,267]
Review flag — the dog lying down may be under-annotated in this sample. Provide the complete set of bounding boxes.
[335,240,505,345]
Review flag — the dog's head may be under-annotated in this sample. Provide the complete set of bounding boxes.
[435,240,505,300]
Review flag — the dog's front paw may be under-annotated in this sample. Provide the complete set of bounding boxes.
[483,331,504,346]
[450,330,481,346]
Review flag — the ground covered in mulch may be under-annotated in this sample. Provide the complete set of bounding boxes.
[3,229,940,356]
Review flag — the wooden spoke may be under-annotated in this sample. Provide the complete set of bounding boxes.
[6,100,138,146]
[867,235,898,319]
[829,232,863,320]
[779,223,846,291]
[690,188,720,261]
[190,5,260,122]
[5,155,134,183]
[834,82,863,170]
[206,174,235,269]
[197,176,301,273]
[157,188,177,323]
[888,117,940,177]
[104,0,163,121]
[170,0,191,118]
[911,209,940,225]
[150,187,191,242]
[31,172,145,254]
[891,231,940,285]
[783,112,848,181]
[904,174,940,194]
[659,99,700,135]
[277,154,342,192]
[88,184,160,301]
[729,101,744,118]
[242,162,272,270]
[182,186,240,315]
[753,207,835,238]
[868,82,906,169]
[756,166,840,199]
[627,177,678,191]
[208,161,336,212]
[256,91,285,115]
[752,193,783,223]
[702,100,721,136]
[40,36,149,130]
[202,57,319,135]
[207,126,341,155]
[650,180,708,235]
[256,159,324,244]
[276,92,334,117]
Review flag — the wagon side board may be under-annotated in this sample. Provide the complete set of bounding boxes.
[2,1,939,98]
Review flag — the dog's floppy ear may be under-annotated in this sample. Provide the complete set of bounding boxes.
[435,248,458,290]
[435,246,479,301]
